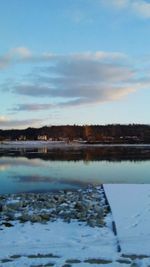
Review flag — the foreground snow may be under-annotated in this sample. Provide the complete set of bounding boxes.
[1,217,150,266]
[0,219,119,267]
[1,185,150,266]
[104,184,150,256]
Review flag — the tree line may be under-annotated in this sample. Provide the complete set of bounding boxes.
[0,124,150,143]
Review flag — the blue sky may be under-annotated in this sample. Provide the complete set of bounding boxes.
[0,0,150,129]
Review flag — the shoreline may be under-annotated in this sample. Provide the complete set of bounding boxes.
[0,186,109,228]
[1,140,150,148]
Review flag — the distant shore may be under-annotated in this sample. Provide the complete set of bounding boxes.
[1,140,150,148]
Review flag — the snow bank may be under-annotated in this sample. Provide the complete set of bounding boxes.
[104,184,150,255]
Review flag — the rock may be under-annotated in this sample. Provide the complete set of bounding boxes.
[5,211,16,221]
[96,218,105,227]
[94,205,103,214]
[64,217,71,223]
[87,220,97,227]
[74,202,85,212]
[10,255,21,259]
[84,258,112,264]
[117,258,131,264]
[30,215,42,223]
[0,204,3,212]
[0,186,107,227]
[2,205,8,212]
[6,201,22,210]
[19,213,31,223]
[1,259,13,263]
[44,203,51,209]
[40,213,50,221]
[2,222,13,227]
[75,212,85,221]
[66,259,81,264]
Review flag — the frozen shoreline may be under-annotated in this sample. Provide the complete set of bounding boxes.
[0,186,108,228]
[1,140,150,149]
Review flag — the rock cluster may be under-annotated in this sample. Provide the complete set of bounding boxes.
[0,186,110,228]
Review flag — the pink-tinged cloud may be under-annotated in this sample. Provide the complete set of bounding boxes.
[1,50,149,112]
[7,51,140,108]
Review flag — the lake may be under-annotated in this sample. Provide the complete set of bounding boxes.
[0,144,150,194]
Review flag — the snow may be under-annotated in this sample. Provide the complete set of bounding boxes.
[1,185,150,266]
[0,219,117,267]
[104,184,150,256]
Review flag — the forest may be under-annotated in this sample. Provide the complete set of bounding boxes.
[0,124,150,143]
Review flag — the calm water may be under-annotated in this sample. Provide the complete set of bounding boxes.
[0,145,150,194]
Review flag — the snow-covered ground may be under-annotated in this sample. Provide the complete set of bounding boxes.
[1,185,150,266]
[104,184,150,257]
[0,219,120,267]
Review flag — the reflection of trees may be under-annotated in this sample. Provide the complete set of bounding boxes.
[85,151,93,162]
[83,159,90,165]
[38,147,48,154]
[1,146,150,162]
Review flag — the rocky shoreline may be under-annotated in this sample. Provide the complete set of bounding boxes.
[0,186,110,228]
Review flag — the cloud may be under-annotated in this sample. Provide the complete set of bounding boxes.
[0,47,55,70]
[102,0,129,9]
[0,47,126,71]
[103,0,150,18]
[0,116,42,129]
[0,55,10,69]
[12,103,53,112]
[2,50,148,113]
[7,51,139,108]
[0,115,7,122]
[0,47,32,69]
[132,1,150,18]
[10,47,32,59]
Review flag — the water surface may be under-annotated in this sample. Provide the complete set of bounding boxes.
[0,145,150,194]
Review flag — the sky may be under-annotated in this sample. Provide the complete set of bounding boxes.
[0,0,150,129]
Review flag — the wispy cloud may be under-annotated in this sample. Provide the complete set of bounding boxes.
[0,47,32,69]
[0,47,125,70]
[0,115,7,122]
[102,0,150,19]
[1,49,149,114]
[6,51,140,108]
[102,0,129,9]
[0,47,55,70]
[12,103,53,112]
